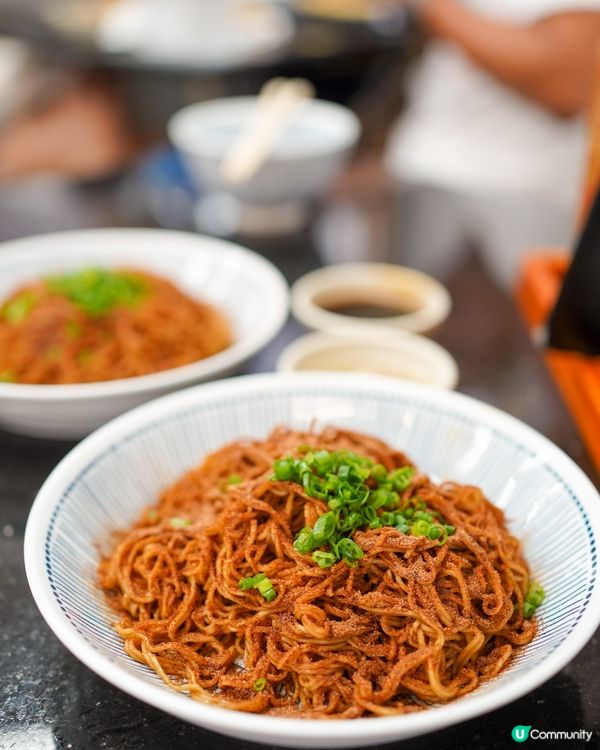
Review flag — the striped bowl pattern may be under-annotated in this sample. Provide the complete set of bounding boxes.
[24,373,600,748]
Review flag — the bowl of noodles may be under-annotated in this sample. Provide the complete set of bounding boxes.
[24,373,600,747]
[0,228,288,439]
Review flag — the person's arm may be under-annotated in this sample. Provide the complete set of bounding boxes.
[416,0,600,117]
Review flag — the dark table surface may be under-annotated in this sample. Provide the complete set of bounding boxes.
[0,180,599,750]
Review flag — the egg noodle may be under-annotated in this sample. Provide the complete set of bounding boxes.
[100,426,543,718]
[0,269,231,384]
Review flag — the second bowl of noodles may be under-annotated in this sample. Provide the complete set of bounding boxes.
[0,229,288,438]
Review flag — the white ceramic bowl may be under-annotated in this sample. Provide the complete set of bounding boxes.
[0,229,288,439]
[276,329,459,389]
[25,373,600,747]
[168,96,361,207]
[97,0,296,67]
[291,263,452,335]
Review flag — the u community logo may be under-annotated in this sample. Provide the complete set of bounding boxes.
[512,726,532,743]
[511,725,594,743]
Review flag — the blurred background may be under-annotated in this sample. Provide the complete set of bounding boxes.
[0,0,415,250]
[0,0,599,275]
[1,0,600,429]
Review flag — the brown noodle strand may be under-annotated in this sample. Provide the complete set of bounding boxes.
[0,270,231,384]
[99,426,538,718]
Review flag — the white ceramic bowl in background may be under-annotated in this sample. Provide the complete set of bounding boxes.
[168,96,361,208]
[291,263,452,335]
[276,329,459,389]
[0,229,288,439]
[24,373,600,747]
[97,0,296,67]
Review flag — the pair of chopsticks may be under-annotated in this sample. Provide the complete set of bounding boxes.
[219,77,315,185]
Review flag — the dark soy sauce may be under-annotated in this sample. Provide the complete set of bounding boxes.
[321,300,417,318]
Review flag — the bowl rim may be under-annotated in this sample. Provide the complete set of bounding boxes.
[275,329,459,389]
[24,372,600,745]
[290,263,452,335]
[168,96,361,162]
[0,228,289,400]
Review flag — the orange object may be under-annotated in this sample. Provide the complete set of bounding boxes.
[517,252,600,472]
[515,47,600,470]
[516,251,569,328]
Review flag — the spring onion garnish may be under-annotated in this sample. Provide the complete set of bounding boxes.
[66,320,82,339]
[2,290,38,323]
[76,349,94,365]
[523,582,545,618]
[0,370,16,383]
[238,572,277,601]
[253,678,267,692]
[169,517,192,529]
[45,269,147,317]
[274,449,455,568]
[226,474,243,485]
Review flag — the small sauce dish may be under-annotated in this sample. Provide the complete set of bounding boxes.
[277,328,459,389]
[291,263,451,335]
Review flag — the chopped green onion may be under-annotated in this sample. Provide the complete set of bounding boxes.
[362,506,377,523]
[335,538,364,564]
[522,582,545,618]
[312,551,336,569]
[293,527,314,554]
[370,463,387,482]
[445,524,456,536]
[253,678,267,691]
[76,349,93,365]
[273,457,294,481]
[527,582,545,607]
[0,370,16,383]
[271,450,455,563]
[523,602,536,618]
[414,510,434,522]
[411,519,431,537]
[66,320,82,339]
[146,510,159,522]
[369,489,389,510]
[226,474,242,485]
[169,517,192,529]
[389,467,414,491]
[256,577,273,595]
[311,511,336,544]
[2,290,37,323]
[238,572,276,601]
[45,269,147,318]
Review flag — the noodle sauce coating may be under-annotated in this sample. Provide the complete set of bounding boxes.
[0,269,232,384]
[99,426,539,718]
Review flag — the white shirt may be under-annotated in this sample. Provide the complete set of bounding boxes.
[386,0,600,207]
